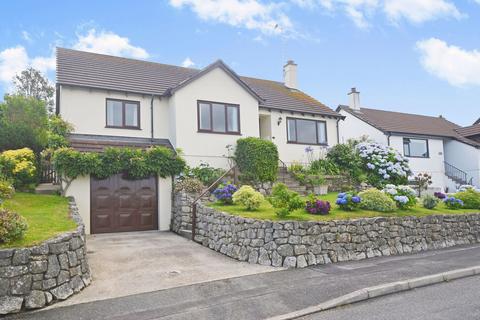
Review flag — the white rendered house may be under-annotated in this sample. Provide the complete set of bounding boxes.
[56,48,343,234]
[337,88,480,192]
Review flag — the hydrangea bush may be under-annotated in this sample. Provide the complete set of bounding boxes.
[213,183,238,204]
[444,196,464,209]
[357,142,411,188]
[305,194,331,215]
[383,184,417,209]
[335,192,361,211]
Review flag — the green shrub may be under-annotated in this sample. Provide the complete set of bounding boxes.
[455,189,480,209]
[358,188,396,212]
[326,143,364,183]
[0,148,37,191]
[309,159,340,175]
[0,180,15,203]
[235,137,278,183]
[422,195,439,210]
[174,177,204,194]
[232,185,264,211]
[268,183,304,218]
[186,163,225,186]
[0,208,28,243]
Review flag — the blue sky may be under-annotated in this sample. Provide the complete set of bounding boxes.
[1,0,479,125]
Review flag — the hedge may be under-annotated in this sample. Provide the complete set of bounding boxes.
[234,137,278,183]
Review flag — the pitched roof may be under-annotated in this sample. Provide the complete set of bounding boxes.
[337,105,480,147]
[56,48,341,118]
[455,123,480,138]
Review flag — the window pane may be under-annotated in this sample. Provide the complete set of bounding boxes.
[287,119,296,141]
[199,103,211,130]
[226,106,239,132]
[296,119,317,144]
[408,139,428,157]
[212,103,226,132]
[317,122,326,144]
[403,140,410,156]
[125,103,138,127]
[107,100,122,126]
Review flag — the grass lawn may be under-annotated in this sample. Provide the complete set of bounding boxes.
[1,193,76,249]
[209,192,480,222]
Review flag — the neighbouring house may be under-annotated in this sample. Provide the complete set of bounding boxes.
[56,48,343,234]
[337,88,480,192]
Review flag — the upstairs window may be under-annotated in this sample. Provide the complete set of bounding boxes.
[198,101,240,134]
[403,138,429,158]
[287,118,327,145]
[106,99,140,129]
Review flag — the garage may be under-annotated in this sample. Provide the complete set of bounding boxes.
[90,173,158,234]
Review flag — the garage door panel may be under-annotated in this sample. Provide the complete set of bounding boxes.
[91,174,158,234]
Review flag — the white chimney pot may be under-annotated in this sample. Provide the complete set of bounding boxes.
[283,60,298,89]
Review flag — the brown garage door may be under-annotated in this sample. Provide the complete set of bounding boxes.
[91,174,158,234]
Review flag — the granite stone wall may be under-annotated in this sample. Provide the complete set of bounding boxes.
[172,192,480,268]
[0,198,91,315]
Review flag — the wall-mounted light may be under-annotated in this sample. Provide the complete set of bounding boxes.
[277,116,283,126]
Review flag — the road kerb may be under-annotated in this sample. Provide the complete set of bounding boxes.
[267,265,480,320]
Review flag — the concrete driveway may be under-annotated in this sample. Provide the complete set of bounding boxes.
[54,231,277,307]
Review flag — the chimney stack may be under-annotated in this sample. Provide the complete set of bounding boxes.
[348,87,360,110]
[283,60,297,89]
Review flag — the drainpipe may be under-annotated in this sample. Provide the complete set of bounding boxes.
[336,118,342,144]
[150,95,155,141]
[387,132,391,146]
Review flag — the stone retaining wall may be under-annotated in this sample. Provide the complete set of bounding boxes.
[172,192,480,268]
[0,198,91,315]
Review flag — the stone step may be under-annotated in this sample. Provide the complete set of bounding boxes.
[35,183,61,195]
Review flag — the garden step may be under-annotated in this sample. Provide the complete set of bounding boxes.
[35,183,61,195]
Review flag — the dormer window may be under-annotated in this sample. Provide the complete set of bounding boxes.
[106,98,140,129]
[197,100,240,134]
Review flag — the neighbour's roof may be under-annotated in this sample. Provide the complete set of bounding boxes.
[68,134,173,152]
[56,48,341,118]
[455,123,480,138]
[337,105,480,147]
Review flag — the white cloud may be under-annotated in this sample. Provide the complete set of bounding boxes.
[290,0,462,28]
[384,0,462,23]
[0,46,55,89]
[416,38,480,86]
[169,0,293,35]
[182,57,195,68]
[73,29,149,59]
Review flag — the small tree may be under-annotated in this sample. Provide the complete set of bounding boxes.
[414,172,432,197]
[13,68,55,113]
[0,95,48,154]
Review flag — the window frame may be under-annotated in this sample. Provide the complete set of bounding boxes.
[286,117,328,146]
[196,100,241,135]
[403,137,430,158]
[105,98,141,130]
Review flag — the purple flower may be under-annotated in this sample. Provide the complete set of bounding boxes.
[305,146,314,153]
[351,196,361,203]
